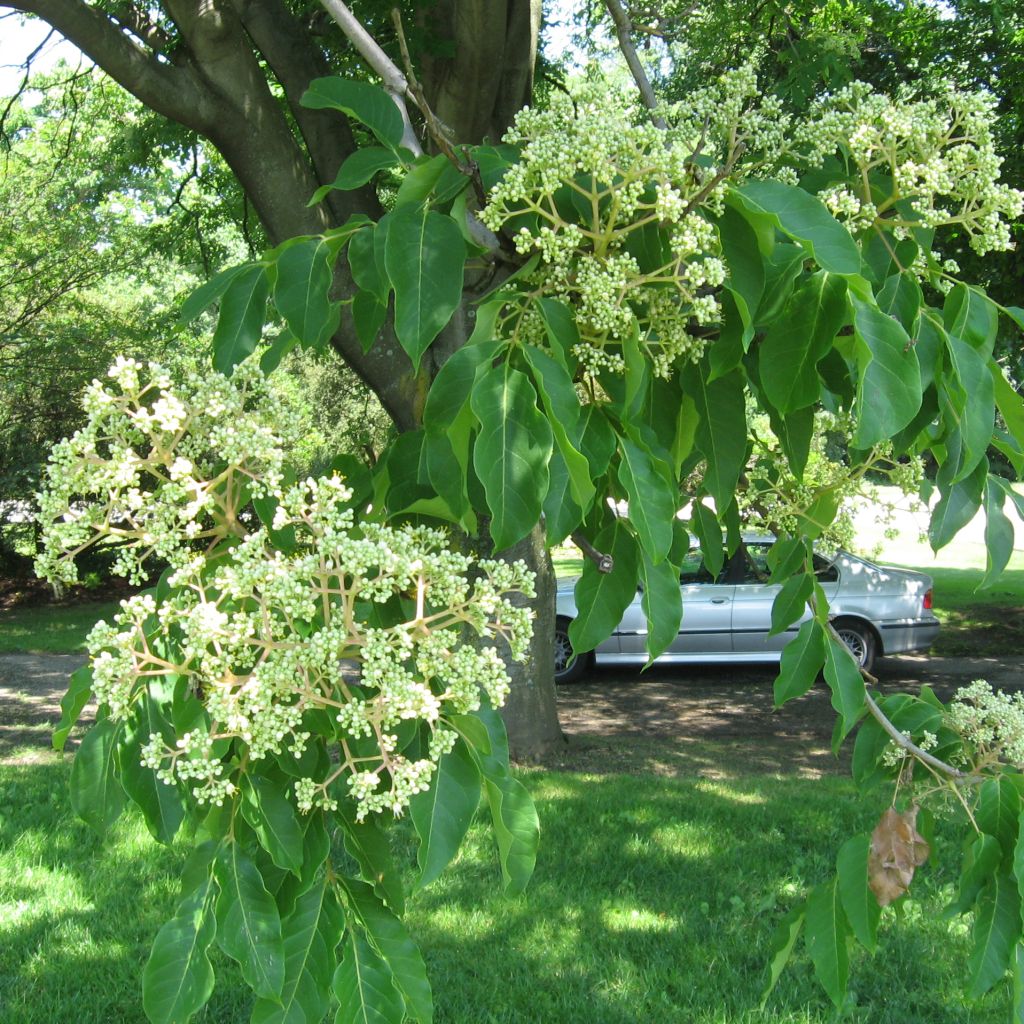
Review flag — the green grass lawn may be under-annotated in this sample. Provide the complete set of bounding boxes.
[0,757,1007,1024]
[0,599,123,655]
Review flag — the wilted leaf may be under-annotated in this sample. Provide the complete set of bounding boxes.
[868,805,930,906]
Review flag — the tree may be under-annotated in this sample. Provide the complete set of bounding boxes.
[10,2,1024,1021]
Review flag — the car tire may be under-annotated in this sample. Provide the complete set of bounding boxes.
[554,617,588,684]
[833,619,877,674]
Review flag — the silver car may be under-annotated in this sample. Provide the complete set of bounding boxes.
[554,537,940,681]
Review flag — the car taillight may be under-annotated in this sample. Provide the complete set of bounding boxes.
[923,588,933,610]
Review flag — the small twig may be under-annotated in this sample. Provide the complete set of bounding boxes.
[603,0,667,130]
[571,531,614,574]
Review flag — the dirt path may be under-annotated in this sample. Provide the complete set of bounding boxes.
[2,651,1022,773]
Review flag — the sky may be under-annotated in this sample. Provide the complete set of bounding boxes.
[0,14,87,96]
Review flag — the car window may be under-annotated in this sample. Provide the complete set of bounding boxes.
[742,543,772,583]
[679,549,730,584]
[813,553,839,582]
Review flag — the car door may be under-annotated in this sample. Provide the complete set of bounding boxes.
[730,542,841,654]
[616,548,735,656]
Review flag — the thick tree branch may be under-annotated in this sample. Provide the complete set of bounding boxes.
[604,0,667,130]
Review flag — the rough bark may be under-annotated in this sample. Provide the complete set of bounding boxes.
[2,0,562,758]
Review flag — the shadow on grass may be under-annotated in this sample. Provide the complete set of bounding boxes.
[0,761,1010,1024]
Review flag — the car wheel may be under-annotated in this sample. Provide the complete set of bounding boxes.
[554,617,588,683]
[834,619,876,674]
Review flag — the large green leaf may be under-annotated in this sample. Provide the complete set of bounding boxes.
[690,500,724,580]
[243,775,305,874]
[823,632,865,746]
[348,225,388,303]
[836,834,880,952]
[761,271,848,412]
[120,695,185,844]
[310,148,400,204]
[769,573,812,638]
[470,362,552,550]
[338,807,406,916]
[423,340,500,431]
[53,663,92,752]
[484,771,540,897]
[944,283,998,360]
[212,263,269,375]
[273,238,340,351]
[982,476,1015,587]
[978,776,1022,858]
[851,295,922,448]
[301,78,405,151]
[339,878,433,1024]
[928,459,986,552]
[947,833,1003,917]
[542,448,585,544]
[384,205,466,372]
[760,904,804,1008]
[877,271,922,332]
[805,877,849,1008]
[992,361,1024,454]
[178,263,248,325]
[969,873,1022,997]
[717,204,765,340]
[409,740,481,890]
[939,331,994,484]
[774,618,826,705]
[143,877,217,1024]
[569,522,640,654]
[732,180,861,275]
[333,930,406,1024]
[215,843,285,1000]
[70,717,126,834]
[683,362,747,512]
[617,437,674,564]
[251,878,344,1024]
[638,552,683,664]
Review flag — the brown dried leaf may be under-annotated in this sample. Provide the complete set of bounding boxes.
[868,805,930,907]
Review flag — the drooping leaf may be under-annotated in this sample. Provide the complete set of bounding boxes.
[542,448,585,544]
[70,716,126,834]
[337,806,406,916]
[969,872,1022,998]
[617,437,674,564]
[836,834,881,952]
[760,904,804,1008]
[638,551,683,665]
[877,271,922,332]
[53,663,92,752]
[769,573,812,637]
[731,180,861,275]
[978,776,1022,857]
[851,295,922,448]
[939,332,995,483]
[683,362,747,512]
[470,362,552,550]
[822,632,865,746]
[384,204,466,371]
[760,271,847,412]
[409,740,481,890]
[570,521,640,654]
[484,771,540,897]
[717,204,765,339]
[143,877,217,1024]
[773,618,826,705]
[805,878,849,1008]
[273,238,340,351]
[947,833,1003,918]
[243,775,305,874]
[353,291,388,353]
[982,476,1015,587]
[333,929,406,1024]
[301,78,405,151]
[690,500,724,580]
[178,263,249,325]
[944,283,998,360]
[348,225,388,303]
[868,805,930,907]
[212,264,270,375]
[929,459,986,552]
[310,148,400,204]
[215,843,286,1000]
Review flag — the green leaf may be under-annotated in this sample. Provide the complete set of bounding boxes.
[338,807,406,916]
[215,843,285,999]
[143,877,217,1024]
[70,717,126,834]
[53,664,92,752]
[683,362,747,512]
[409,740,481,890]
[851,295,922,448]
[273,238,340,351]
[761,271,848,412]
[484,772,540,896]
[384,205,466,371]
[774,618,826,705]
[732,180,861,275]
[836,834,880,952]
[992,361,1024,454]
[769,573,812,637]
[424,340,500,431]
[939,332,995,484]
[690,501,724,580]
[536,298,580,367]
[944,283,998,360]
[772,403,814,480]
[120,695,185,844]
[978,776,1022,858]
[969,872,1021,998]
[947,833,1002,917]
[877,271,922,332]
[617,437,674,564]
[212,264,269,375]
[638,552,683,664]
[570,522,640,654]
[805,877,849,1008]
[339,878,433,1024]
[243,775,305,874]
[353,291,387,353]
[579,406,617,477]
[310,148,399,203]
[982,476,1015,587]
[717,204,765,339]
[301,78,404,151]
[1014,944,1024,1024]
[251,878,343,1024]
[178,263,248,325]
[333,930,406,1024]
[348,225,388,303]
[823,632,865,746]
[470,362,552,550]
[542,448,585,544]
[929,459,986,551]
[760,904,804,1008]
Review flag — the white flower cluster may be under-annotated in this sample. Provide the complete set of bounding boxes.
[39,365,535,818]
[788,82,1023,257]
[948,680,1024,768]
[35,356,298,586]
